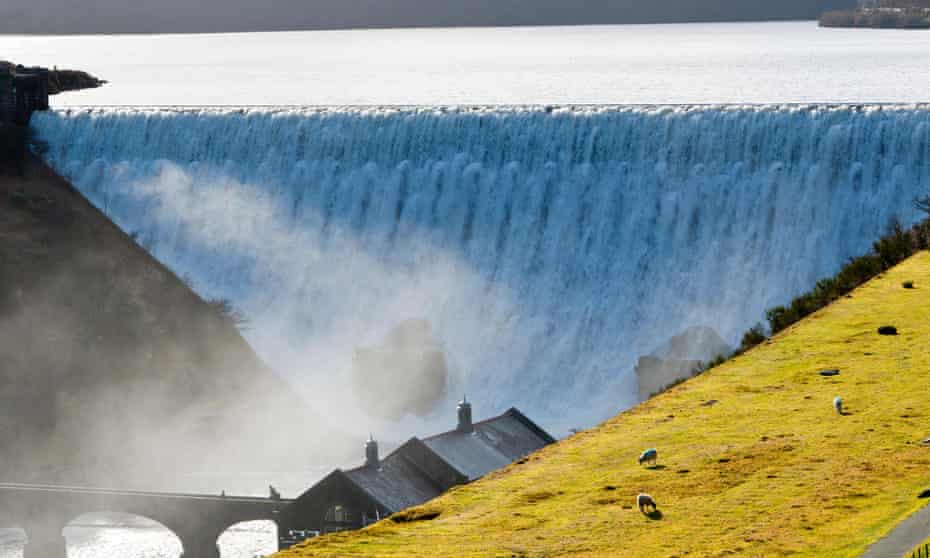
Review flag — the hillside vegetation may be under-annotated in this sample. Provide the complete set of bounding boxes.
[0,154,323,487]
[279,252,930,557]
[908,537,930,558]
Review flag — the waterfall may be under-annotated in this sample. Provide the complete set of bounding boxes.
[32,105,930,436]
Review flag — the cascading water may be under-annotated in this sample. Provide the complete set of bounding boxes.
[32,105,930,437]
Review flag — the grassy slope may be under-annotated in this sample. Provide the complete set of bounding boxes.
[281,253,930,558]
[908,536,930,558]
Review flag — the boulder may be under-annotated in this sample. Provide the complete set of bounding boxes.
[351,318,448,420]
[652,326,731,362]
[635,326,731,401]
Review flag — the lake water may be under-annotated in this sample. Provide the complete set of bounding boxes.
[0,517,276,558]
[1,22,929,106]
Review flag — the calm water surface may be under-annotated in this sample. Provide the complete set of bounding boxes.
[0,517,276,557]
[0,22,928,106]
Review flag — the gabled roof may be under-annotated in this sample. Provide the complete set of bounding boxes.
[343,438,449,513]
[422,407,554,481]
[293,407,555,516]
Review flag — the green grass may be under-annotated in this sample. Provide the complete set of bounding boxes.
[906,536,930,558]
[279,253,930,558]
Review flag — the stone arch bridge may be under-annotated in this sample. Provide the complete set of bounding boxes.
[0,482,293,558]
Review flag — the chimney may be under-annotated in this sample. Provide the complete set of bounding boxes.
[457,396,473,433]
[365,434,379,468]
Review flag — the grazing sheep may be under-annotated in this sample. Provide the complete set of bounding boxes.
[833,396,843,415]
[639,448,658,467]
[637,493,657,513]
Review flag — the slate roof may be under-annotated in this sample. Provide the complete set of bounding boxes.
[342,439,447,513]
[423,407,555,480]
[298,407,554,516]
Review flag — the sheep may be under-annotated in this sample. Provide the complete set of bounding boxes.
[638,448,658,467]
[833,396,843,415]
[637,493,658,514]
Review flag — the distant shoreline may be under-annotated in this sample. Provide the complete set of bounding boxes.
[820,9,930,28]
[0,17,821,36]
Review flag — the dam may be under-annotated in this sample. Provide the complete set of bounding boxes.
[32,104,930,435]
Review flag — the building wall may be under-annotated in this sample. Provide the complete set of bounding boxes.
[281,472,387,537]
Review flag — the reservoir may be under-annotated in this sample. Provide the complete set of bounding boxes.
[1,21,929,106]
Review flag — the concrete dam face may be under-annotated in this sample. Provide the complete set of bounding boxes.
[33,105,930,435]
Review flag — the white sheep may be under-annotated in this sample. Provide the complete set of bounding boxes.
[638,448,658,467]
[637,493,657,514]
[833,396,843,415]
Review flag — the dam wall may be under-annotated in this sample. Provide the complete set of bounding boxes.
[32,105,930,434]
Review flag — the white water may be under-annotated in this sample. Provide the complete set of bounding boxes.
[33,105,930,439]
[3,22,930,105]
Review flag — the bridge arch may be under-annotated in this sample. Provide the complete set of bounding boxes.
[217,519,278,557]
[65,512,184,557]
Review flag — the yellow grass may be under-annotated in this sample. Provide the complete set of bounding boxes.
[906,536,930,558]
[279,253,930,558]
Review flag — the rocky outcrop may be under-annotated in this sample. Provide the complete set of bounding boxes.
[635,326,731,401]
[47,68,107,95]
[352,319,448,420]
[1,60,105,95]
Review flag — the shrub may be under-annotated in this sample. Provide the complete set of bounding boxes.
[390,507,442,523]
[713,216,930,369]
[873,220,912,270]
[739,324,768,352]
[702,354,729,372]
[207,298,249,330]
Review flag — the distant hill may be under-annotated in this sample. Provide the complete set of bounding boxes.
[0,153,341,488]
[280,252,930,557]
[1,0,855,34]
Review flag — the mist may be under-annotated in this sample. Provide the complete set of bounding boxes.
[121,159,530,441]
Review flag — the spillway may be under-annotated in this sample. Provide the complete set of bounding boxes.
[32,105,930,435]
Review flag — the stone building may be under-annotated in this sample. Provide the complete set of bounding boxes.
[279,399,554,543]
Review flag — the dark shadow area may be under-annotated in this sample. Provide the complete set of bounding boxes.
[0,125,27,177]
[646,465,667,471]
[644,510,663,521]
